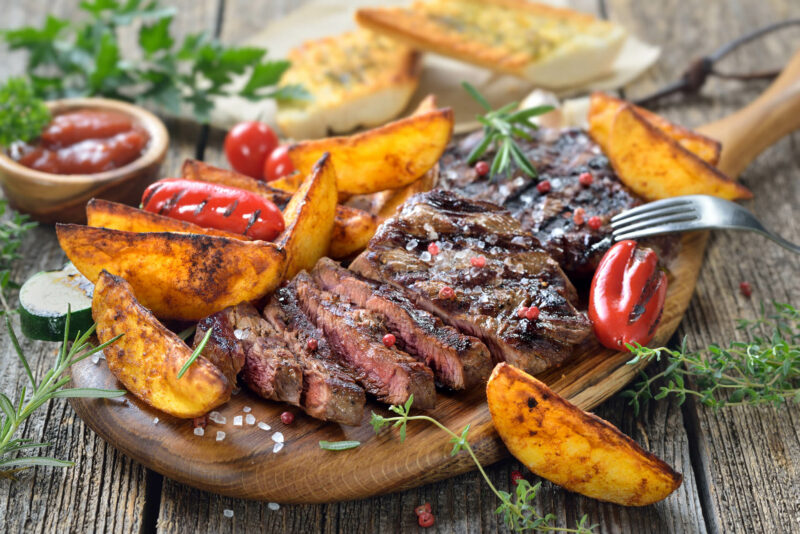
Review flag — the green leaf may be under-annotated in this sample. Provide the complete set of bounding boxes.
[318,440,361,451]
[88,33,121,93]
[139,16,174,57]
[51,388,126,399]
[177,327,213,379]
[0,456,73,469]
[462,81,491,111]
[241,60,291,97]
[369,412,387,434]
[0,393,16,424]
[449,424,470,456]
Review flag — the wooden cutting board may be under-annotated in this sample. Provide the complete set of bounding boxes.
[68,50,800,504]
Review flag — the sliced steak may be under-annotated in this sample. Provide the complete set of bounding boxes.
[350,190,592,375]
[193,307,246,385]
[312,257,491,389]
[438,128,641,278]
[292,273,436,409]
[263,288,366,426]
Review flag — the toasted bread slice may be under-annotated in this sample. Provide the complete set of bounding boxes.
[276,30,422,139]
[356,0,626,89]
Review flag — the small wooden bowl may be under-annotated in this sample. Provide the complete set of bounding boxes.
[0,97,169,224]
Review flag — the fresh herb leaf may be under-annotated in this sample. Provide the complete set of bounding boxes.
[177,327,213,379]
[625,302,800,413]
[462,82,553,180]
[370,398,595,533]
[0,78,51,146]
[319,440,361,451]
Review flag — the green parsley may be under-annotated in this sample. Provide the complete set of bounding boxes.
[0,78,51,147]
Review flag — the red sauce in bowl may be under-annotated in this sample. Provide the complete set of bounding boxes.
[10,109,150,175]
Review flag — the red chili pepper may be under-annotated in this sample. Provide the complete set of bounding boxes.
[588,240,668,350]
[141,178,285,241]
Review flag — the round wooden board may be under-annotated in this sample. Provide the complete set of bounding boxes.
[68,231,706,504]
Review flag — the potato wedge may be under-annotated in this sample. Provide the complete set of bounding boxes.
[93,270,231,418]
[181,159,376,259]
[265,172,306,194]
[375,163,438,222]
[487,363,682,506]
[606,105,752,201]
[588,92,721,165]
[288,107,454,195]
[277,153,338,278]
[57,224,285,320]
[86,199,248,241]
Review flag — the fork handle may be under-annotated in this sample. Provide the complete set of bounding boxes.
[698,48,800,179]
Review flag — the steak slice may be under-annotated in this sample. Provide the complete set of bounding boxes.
[198,303,304,407]
[292,273,436,409]
[193,307,246,385]
[438,128,641,278]
[263,288,366,426]
[350,190,592,374]
[312,257,491,389]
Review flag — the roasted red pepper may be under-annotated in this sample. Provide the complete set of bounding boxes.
[588,240,667,350]
[141,178,284,241]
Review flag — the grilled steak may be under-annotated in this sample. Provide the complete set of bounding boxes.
[193,307,246,385]
[312,257,491,389]
[263,287,366,426]
[350,190,592,374]
[438,128,640,277]
[292,273,437,409]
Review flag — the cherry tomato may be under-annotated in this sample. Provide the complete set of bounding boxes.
[263,145,295,181]
[224,121,279,179]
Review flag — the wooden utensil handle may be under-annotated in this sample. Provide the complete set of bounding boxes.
[698,48,800,179]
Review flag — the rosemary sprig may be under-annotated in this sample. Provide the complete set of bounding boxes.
[462,82,553,180]
[623,302,799,414]
[177,327,214,379]
[319,440,361,451]
[0,311,125,479]
[370,396,595,533]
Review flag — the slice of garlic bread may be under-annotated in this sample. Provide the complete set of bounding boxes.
[356,0,626,89]
[276,30,421,139]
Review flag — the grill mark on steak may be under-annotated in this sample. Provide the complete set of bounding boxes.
[350,190,592,375]
[438,128,640,277]
[263,288,366,426]
[291,272,436,409]
[311,257,491,390]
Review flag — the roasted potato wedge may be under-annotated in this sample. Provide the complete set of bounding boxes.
[588,92,721,165]
[86,199,248,240]
[57,224,285,320]
[265,172,306,194]
[606,105,752,201]
[487,363,682,506]
[374,163,438,222]
[288,107,454,195]
[93,270,231,418]
[277,153,338,278]
[181,159,376,259]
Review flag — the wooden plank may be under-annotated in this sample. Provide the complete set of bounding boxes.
[607,1,800,533]
[0,1,219,533]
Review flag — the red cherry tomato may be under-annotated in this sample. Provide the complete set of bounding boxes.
[141,179,284,241]
[224,121,279,179]
[263,145,295,181]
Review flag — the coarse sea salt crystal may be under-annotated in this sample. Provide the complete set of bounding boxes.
[257,422,271,431]
[268,502,280,511]
[442,241,453,250]
[216,431,226,442]
[233,415,243,427]
[245,414,255,425]
[223,509,234,518]
[511,236,527,246]
[233,329,245,340]
[243,406,251,413]
[152,417,159,425]
[209,411,226,425]
[194,427,204,437]
[405,239,418,251]
[476,240,485,249]
[272,442,284,453]
[272,431,284,443]
[420,251,432,262]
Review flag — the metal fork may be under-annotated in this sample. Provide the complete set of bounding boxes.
[610,195,800,254]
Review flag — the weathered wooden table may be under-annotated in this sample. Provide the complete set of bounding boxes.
[1,1,798,533]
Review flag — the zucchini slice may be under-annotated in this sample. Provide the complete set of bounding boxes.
[20,263,94,341]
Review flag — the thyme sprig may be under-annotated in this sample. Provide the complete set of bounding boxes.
[623,302,799,414]
[0,311,125,479]
[370,396,595,533]
[462,82,553,180]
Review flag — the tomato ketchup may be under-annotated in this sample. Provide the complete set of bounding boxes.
[10,109,149,174]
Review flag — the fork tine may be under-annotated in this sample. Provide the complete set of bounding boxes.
[611,212,699,235]
[613,220,705,241]
[610,205,697,229]
[610,197,695,223]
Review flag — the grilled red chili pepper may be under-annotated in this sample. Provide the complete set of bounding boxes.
[588,240,667,350]
[141,179,284,241]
